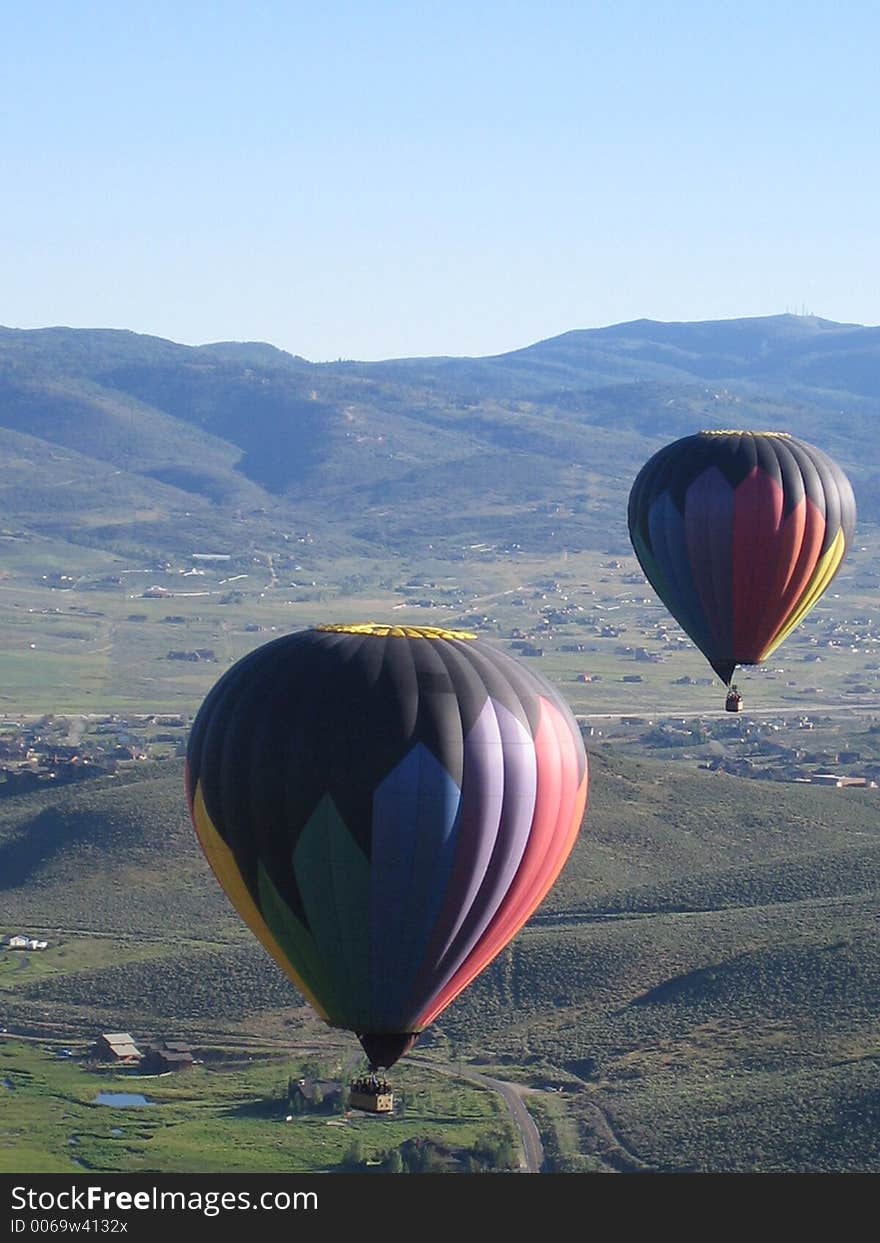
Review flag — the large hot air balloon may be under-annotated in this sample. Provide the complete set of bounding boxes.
[628,431,856,702]
[185,623,588,1070]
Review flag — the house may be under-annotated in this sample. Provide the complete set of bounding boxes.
[811,773,869,788]
[140,1040,194,1073]
[92,1032,143,1064]
[4,934,48,950]
[290,1077,344,1112]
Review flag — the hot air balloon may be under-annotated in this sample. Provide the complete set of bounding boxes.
[185,623,588,1072]
[628,431,856,708]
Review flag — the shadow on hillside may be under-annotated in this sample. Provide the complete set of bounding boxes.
[630,964,723,1007]
[0,810,111,888]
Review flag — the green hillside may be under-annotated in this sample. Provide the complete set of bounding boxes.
[1,750,878,1172]
[1,316,878,565]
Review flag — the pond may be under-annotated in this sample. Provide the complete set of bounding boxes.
[94,1092,155,1108]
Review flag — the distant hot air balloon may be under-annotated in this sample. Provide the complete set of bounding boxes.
[627,431,856,705]
[185,623,588,1070]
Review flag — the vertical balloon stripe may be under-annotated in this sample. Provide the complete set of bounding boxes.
[683,467,734,657]
[199,658,265,877]
[377,630,420,741]
[496,696,586,940]
[648,492,715,655]
[731,468,786,658]
[749,496,825,658]
[190,782,331,1021]
[293,796,372,1031]
[256,863,341,1023]
[742,496,808,657]
[825,456,857,551]
[369,744,462,1030]
[401,700,538,1026]
[247,671,306,911]
[416,697,586,1028]
[406,699,507,996]
[475,696,585,956]
[630,528,717,673]
[631,527,682,627]
[222,642,315,908]
[761,527,847,657]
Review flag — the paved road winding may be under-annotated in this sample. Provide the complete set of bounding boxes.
[417,1059,544,1173]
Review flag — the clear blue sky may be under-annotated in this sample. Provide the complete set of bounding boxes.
[2,1,877,360]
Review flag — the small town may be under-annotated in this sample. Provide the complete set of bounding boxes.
[0,714,188,795]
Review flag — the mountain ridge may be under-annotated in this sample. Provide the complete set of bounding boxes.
[1,314,877,563]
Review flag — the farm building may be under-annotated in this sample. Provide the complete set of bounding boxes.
[811,773,872,788]
[290,1078,344,1112]
[140,1041,195,1073]
[92,1032,143,1064]
[3,934,48,950]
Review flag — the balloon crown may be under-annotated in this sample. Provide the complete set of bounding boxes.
[313,622,478,640]
[699,429,792,438]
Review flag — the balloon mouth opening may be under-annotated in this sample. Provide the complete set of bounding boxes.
[710,659,739,687]
[357,1032,421,1069]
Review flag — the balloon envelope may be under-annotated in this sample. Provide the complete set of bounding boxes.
[627,431,856,684]
[186,623,588,1067]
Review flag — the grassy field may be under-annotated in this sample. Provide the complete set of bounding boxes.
[0,1041,513,1174]
[1,525,877,715]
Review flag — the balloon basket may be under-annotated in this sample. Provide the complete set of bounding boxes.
[349,1074,394,1114]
